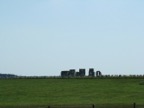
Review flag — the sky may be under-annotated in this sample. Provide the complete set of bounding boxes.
[0,0,144,76]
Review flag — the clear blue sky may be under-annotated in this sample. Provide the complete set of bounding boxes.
[0,0,144,76]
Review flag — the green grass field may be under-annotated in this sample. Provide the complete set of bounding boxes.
[0,78,144,107]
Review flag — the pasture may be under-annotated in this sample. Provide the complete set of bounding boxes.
[0,78,144,107]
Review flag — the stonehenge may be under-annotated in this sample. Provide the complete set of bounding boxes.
[61,68,102,77]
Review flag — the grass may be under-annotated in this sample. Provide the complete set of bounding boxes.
[0,78,144,107]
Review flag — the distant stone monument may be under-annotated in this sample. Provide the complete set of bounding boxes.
[96,71,102,77]
[79,69,86,77]
[61,71,69,77]
[76,72,80,77]
[89,68,95,77]
[68,69,76,77]
[61,68,101,78]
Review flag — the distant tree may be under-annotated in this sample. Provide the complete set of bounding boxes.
[0,73,17,78]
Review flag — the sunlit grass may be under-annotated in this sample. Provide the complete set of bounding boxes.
[0,78,144,107]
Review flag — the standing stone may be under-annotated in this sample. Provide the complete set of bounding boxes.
[61,71,69,77]
[76,72,80,77]
[89,68,95,77]
[79,69,86,77]
[96,71,102,77]
[69,69,76,77]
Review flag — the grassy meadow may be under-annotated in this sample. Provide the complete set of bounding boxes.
[0,78,144,107]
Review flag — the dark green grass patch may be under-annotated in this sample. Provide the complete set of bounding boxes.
[0,78,144,106]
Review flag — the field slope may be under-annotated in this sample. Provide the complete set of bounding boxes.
[0,78,144,106]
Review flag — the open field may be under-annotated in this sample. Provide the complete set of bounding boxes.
[0,78,144,107]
